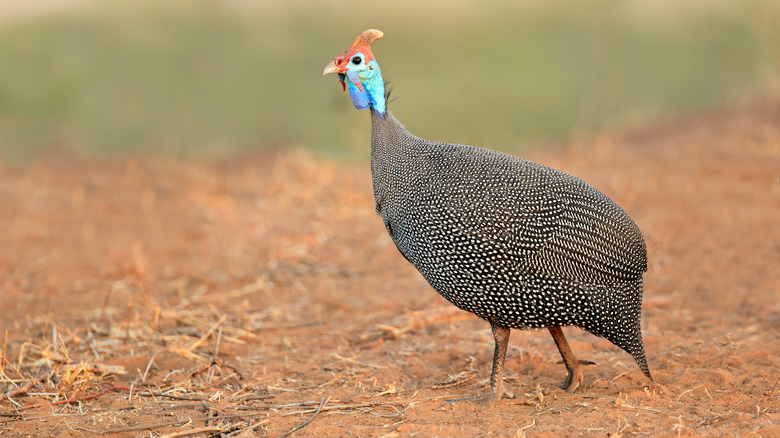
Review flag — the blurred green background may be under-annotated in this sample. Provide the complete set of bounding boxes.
[0,0,777,160]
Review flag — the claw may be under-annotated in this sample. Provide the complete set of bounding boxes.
[559,365,584,392]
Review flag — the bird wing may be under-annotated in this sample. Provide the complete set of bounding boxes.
[432,147,647,285]
[501,162,647,285]
[401,140,646,286]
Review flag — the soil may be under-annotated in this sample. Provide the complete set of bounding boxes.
[1,97,779,437]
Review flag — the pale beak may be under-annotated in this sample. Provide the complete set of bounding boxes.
[323,59,339,76]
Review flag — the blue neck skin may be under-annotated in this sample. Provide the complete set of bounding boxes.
[340,57,386,117]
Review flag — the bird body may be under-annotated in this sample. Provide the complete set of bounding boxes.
[324,29,651,400]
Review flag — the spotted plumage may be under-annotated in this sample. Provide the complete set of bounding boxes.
[324,29,652,401]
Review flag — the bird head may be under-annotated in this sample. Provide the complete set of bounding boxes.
[323,29,386,116]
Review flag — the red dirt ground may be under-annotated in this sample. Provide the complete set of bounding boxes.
[1,97,779,437]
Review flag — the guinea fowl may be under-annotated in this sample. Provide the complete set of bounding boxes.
[323,29,652,401]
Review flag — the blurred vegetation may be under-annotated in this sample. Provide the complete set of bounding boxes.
[0,0,777,160]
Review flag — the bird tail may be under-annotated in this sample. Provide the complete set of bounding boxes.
[605,279,652,379]
[629,329,652,380]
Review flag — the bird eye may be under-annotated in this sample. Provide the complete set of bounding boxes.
[351,56,362,65]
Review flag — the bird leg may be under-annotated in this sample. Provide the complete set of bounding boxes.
[548,326,594,392]
[446,321,515,403]
[486,322,515,401]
